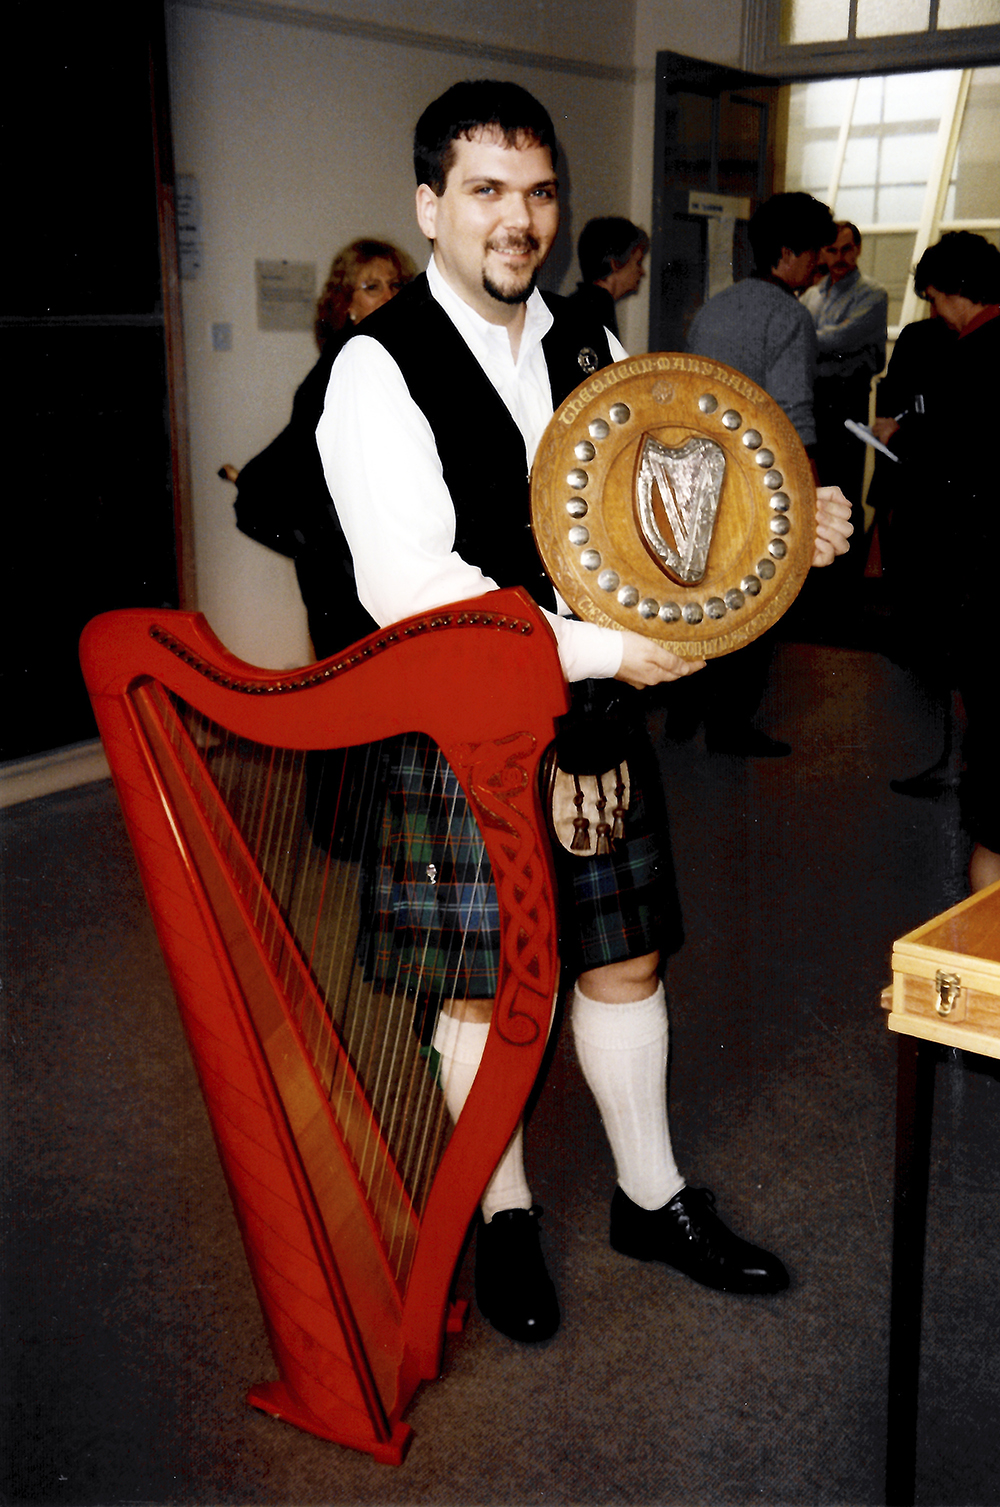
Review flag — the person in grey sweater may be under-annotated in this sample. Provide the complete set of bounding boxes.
[688,192,836,459]
[677,193,837,757]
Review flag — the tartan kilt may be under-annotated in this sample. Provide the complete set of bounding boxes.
[360,734,501,1002]
[359,727,683,1004]
[553,725,683,975]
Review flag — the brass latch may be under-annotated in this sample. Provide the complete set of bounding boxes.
[935,969,962,1017]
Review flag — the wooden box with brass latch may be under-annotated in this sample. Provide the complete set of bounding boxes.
[884,878,1000,1061]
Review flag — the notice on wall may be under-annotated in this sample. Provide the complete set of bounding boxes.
[176,175,202,281]
[687,192,752,301]
[255,260,317,332]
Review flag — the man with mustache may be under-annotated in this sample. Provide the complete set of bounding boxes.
[318,79,851,1345]
[802,221,888,568]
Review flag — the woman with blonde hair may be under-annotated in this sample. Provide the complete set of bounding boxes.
[314,238,415,348]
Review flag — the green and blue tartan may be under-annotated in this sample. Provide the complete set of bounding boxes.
[361,730,682,1003]
[552,731,681,975]
[362,735,502,1000]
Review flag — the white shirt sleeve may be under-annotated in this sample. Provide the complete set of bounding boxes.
[317,332,624,681]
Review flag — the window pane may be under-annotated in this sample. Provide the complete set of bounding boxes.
[949,67,1000,219]
[789,138,838,195]
[836,187,877,222]
[865,232,919,327]
[938,0,1000,24]
[857,0,930,35]
[875,131,940,184]
[876,184,929,219]
[841,135,879,184]
[882,70,956,122]
[802,78,858,128]
[782,0,851,43]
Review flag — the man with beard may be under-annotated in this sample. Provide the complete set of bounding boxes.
[317,80,851,1345]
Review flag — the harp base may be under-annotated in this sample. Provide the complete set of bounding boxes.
[246,1381,414,1465]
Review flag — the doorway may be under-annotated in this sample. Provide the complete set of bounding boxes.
[649,53,1000,356]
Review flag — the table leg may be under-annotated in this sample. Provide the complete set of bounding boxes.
[885,1035,936,1506]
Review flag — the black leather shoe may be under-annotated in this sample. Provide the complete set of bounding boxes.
[475,1206,560,1343]
[610,1185,789,1296]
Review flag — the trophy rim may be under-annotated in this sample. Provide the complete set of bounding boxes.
[530,352,816,659]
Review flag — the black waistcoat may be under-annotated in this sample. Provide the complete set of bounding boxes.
[359,274,614,612]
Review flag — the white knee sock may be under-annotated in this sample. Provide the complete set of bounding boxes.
[570,981,684,1211]
[432,1012,532,1223]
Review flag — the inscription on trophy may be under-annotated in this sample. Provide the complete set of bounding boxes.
[634,435,726,585]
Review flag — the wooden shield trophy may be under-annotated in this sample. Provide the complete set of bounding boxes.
[531,354,815,658]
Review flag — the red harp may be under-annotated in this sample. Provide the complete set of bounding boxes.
[79,587,567,1464]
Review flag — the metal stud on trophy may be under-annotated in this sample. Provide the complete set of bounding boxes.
[530,354,817,658]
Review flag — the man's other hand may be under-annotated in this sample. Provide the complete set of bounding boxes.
[812,485,853,567]
[614,631,705,689]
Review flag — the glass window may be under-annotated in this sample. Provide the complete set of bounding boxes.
[836,186,878,223]
[857,0,930,36]
[949,68,1000,219]
[866,233,919,327]
[938,0,1000,25]
[881,71,955,122]
[784,65,1000,332]
[782,0,851,43]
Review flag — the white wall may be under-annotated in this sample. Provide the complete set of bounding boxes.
[166,0,745,668]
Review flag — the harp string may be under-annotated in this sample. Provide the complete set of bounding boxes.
[160,694,500,1290]
[388,737,495,1249]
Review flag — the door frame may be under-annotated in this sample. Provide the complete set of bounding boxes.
[650,52,780,353]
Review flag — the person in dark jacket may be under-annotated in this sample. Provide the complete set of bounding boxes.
[229,238,415,658]
[565,215,648,340]
[879,232,1000,892]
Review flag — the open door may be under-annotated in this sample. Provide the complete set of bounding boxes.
[650,53,780,354]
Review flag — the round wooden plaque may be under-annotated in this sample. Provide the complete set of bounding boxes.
[531,353,816,658]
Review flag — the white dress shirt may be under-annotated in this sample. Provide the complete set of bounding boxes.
[801,268,888,381]
[317,255,625,683]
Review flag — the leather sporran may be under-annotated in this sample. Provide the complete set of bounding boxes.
[544,678,635,858]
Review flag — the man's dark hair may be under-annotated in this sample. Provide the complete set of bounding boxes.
[748,193,836,273]
[414,79,558,195]
[834,220,862,249]
[914,231,1000,305]
[577,217,650,283]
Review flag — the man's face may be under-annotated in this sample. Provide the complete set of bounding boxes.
[821,226,860,284]
[415,128,559,323]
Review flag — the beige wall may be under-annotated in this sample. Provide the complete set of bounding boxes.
[166,0,745,668]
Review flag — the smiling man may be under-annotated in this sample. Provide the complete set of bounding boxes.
[318,81,851,1346]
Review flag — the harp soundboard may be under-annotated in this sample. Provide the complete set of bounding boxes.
[80,588,567,1463]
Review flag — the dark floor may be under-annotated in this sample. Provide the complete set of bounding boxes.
[4,619,999,1506]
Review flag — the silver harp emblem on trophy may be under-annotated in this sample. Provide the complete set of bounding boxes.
[634,435,726,586]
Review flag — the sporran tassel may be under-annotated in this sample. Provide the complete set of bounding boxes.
[611,765,627,843]
[593,772,611,855]
[570,773,591,852]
